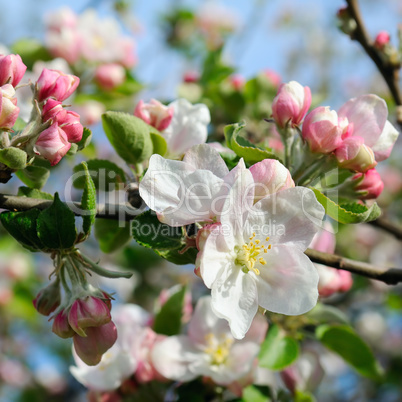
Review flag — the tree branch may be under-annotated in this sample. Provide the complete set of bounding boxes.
[345,0,402,127]
[305,248,402,285]
[368,216,402,240]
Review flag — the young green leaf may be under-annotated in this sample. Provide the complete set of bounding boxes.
[0,148,27,169]
[0,209,45,251]
[153,285,186,336]
[311,188,381,224]
[224,122,280,165]
[80,162,96,236]
[17,186,53,200]
[258,324,300,370]
[150,132,167,156]
[316,324,383,379]
[36,193,77,249]
[73,159,127,190]
[76,127,92,151]
[16,165,50,189]
[102,111,154,165]
[242,385,272,402]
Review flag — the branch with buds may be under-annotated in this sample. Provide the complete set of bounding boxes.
[344,0,402,127]
[1,191,401,285]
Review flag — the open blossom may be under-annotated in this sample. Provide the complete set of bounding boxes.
[334,94,399,172]
[162,98,210,158]
[272,81,311,129]
[197,169,324,339]
[0,54,27,87]
[0,84,19,129]
[36,68,80,102]
[309,223,352,297]
[151,296,267,385]
[134,99,174,132]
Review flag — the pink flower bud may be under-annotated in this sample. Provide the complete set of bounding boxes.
[183,71,199,83]
[68,296,111,337]
[352,168,384,200]
[272,81,311,128]
[249,159,294,203]
[73,321,117,366]
[335,136,377,172]
[36,69,79,102]
[42,99,67,123]
[262,69,281,87]
[301,106,344,153]
[59,110,83,143]
[52,309,75,338]
[33,281,61,316]
[134,99,174,132]
[95,63,126,91]
[374,31,390,49]
[229,74,245,91]
[34,123,71,166]
[0,84,19,129]
[0,54,27,87]
[72,101,105,126]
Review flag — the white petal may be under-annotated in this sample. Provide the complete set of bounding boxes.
[150,335,199,382]
[211,266,258,339]
[183,144,229,178]
[256,245,319,315]
[371,120,399,162]
[249,187,325,251]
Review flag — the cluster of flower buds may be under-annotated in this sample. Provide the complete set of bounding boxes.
[270,81,399,194]
[373,31,401,68]
[33,69,83,165]
[0,54,26,131]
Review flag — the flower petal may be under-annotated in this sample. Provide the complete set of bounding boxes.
[338,94,387,147]
[371,120,399,162]
[256,245,319,315]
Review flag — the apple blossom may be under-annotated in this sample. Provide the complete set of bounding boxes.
[229,74,245,91]
[52,309,75,339]
[0,54,27,87]
[151,296,267,385]
[0,84,19,129]
[134,99,174,132]
[301,106,344,153]
[262,69,281,87]
[95,63,126,91]
[272,81,311,129]
[352,168,384,200]
[33,280,61,316]
[36,68,80,102]
[34,123,72,166]
[197,169,324,339]
[162,98,210,158]
[334,94,399,171]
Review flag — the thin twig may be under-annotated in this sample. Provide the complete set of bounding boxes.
[368,216,402,240]
[305,248,402,285]
[345,0,402,127]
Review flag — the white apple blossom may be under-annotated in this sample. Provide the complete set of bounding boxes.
[162,98,210,158]
[197,168,324,339]
[151,296,267,385]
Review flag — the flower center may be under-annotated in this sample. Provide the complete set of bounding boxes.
[235,232,271,275]
[204,333,234,366]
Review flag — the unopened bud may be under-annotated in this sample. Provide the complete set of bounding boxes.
[33,280,61,316]
[352,168,384,200]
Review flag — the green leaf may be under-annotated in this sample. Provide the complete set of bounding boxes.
[153,285,186,336]
[95,219,131,253]
[102,112,154,164]
[11,39,52,70]
[12,117,27,133]
[76,127,92,151]
[73,159,126,190]
[36,193,77,249]
[17,187,53,200]
[132,210,184,250]
[0,148,27,169]
[242,385,272,402]
[155,247,198,265]
[224,123,280,164]
[200,48,234,85]
[258,324,300,370]
[295,391,315,402]
[316,324,383,379]
[311,188,381,224]
[0,209,45,251]
[80,162,96,236]
[150,132,167,156]
[16,165,50,189]
[305,303,349,325]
